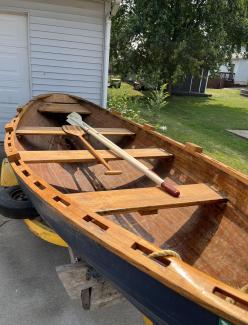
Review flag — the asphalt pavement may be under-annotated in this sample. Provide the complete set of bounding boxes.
[0,215,143,325]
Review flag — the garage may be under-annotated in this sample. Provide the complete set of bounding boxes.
[0,0,115,141]
[0,13,30,139]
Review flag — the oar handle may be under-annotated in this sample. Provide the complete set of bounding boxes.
[161,181,180,197]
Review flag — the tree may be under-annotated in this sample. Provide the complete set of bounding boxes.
[110,0,248,89]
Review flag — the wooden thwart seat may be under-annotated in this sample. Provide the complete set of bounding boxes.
[16,126,135,136]
[67,184,226,215]
[17,127,65,135]
[38,103,91,115]
[19,148,172,163]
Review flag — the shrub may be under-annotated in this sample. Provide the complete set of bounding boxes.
[147,84,169,118]
[107,92,147,124]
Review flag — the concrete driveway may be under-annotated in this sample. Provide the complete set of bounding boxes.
[0,215,143,325]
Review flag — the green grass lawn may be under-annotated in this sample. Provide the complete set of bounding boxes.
[108,83,248,174]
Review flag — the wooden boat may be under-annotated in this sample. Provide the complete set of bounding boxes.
[4,93,248,325]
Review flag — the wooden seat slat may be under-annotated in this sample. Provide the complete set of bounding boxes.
[38,103,91,114]
[19,148,172,163]
[16,127,135,136]
[67,184,226,214]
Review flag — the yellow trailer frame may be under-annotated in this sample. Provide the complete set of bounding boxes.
[1,158,67,247]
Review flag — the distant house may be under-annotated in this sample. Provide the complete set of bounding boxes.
[0,0,120,139]
[220,49,248,86]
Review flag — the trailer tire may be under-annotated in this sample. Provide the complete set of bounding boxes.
[0,186,39,219]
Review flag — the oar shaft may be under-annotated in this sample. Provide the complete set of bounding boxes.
[88,129,163,184]
[78,136,121,175]
[68,115,180,197]
[78,135,110,169]
[85,126,179,197]
[62,125,122,175]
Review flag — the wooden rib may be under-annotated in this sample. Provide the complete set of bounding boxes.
[19,148,172,163]
[67,184,226,215]
[16,126,135,136]
[38,103,91,114]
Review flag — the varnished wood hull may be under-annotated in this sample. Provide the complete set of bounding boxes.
[18,178,219,325]
[4,93,248,325]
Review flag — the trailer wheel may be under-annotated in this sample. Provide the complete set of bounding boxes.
[0,186,38,219]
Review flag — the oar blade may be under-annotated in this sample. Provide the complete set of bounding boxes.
[66,112,83,126]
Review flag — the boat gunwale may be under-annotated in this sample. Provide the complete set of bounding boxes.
[4,93,248,325]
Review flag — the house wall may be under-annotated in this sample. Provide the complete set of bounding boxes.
[220,59,248,86]
[0,0,107,105]
[232,59,248,85]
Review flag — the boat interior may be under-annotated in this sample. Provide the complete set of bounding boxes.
[13,94,248,292]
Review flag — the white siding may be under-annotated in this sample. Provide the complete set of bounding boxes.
[29,4,104,104]
[220,59,248,85]
[0,0,105,105]
[0,14,30,140]
[233,59,248,85]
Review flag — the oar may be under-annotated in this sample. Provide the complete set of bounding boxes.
[62,125,122,175]
[66,113,180,197]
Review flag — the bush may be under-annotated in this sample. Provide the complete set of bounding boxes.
[147,84,169,117]
[107,92,147,124]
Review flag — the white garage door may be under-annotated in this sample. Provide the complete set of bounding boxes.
[0,14,30,140]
